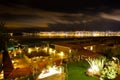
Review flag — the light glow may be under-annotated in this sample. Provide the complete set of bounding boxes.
[43,47,48,52]
[38,66,62,79]
[87,66,100,76]
[28,48,32,53]
[59,52,64,58]
[88,65,99,74]
[0,71,3,79]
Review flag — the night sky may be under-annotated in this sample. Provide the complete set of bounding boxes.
[0,0,120,32]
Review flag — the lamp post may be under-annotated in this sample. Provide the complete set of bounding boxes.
[59,52,64,65]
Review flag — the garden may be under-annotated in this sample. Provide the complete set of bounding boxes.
[65,56,120,80]
[65,60,97,80]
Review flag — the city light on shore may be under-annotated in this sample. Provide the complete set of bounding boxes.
[22,31,120,38]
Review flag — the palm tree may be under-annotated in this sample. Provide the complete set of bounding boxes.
[0,21,14,79]
[0,21,6,51]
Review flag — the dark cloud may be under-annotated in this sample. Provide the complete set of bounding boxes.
[0,0,120,32]
[0,0,119,12]
[0,13,44,21]
[47,19,120,31]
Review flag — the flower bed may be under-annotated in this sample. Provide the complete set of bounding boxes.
[86,56,120,80]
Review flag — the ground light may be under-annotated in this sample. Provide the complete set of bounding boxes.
[37,65,62,79]
[0,71,3,79]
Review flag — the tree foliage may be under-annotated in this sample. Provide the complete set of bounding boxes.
[0,21,10,51]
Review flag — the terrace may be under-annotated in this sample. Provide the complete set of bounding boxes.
[1,38,120,80]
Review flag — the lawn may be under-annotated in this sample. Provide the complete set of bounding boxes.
[65,61,98,80]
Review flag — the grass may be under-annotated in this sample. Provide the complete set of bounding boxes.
[65,61,98,80]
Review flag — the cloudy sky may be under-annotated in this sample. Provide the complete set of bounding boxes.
[0,0,120,32]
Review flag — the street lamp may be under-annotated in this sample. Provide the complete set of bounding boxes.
[28,48,32,54]
[53,50,56,57]
[59,51,64,65]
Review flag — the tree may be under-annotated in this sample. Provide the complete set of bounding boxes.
[0,21,5,51]
[0,21,14,79]
[0,21,10,51]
